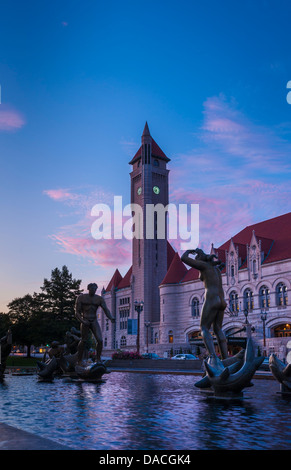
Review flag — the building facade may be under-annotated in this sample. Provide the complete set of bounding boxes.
[101,124,291,360]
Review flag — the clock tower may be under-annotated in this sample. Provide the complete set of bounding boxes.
[129,123,170,342]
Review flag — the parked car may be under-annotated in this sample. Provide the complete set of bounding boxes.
[142,353,161,359]
[171,354,198,360]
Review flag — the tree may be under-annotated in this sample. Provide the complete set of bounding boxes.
[0,313,11,338]
[40,265,82,338]
[7,266,83,356]
[7,293,40,357]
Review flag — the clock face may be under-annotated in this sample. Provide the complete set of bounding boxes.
[137,186,142,195]
[153,186,160,194]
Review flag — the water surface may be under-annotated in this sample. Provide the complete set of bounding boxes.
[0,372,290,450]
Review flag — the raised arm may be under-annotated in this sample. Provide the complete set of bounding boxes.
[181,250,207,271]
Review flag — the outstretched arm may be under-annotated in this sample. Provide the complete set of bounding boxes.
[181,250,207,271]
[100,298,115,323]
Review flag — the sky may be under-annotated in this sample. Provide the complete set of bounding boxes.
[1,0,291,312]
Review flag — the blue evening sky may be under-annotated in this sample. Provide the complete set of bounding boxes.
[1,0,291,310]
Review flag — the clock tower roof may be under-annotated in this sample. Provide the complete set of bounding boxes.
[129,123,171,164]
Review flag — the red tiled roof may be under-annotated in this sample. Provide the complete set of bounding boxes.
[216,212,291,265]
[160,252,188,285]
[129,138,170,164]
[117,266,132,290]
[181,267,200,283]
[105,269,123,292]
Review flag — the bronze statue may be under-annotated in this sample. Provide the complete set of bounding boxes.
[75,283,115,364]
[181,248,228,359]
[182,248,263,398]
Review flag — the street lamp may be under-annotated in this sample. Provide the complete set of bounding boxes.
[134,300,144,355]
[239,302,255,339]
[144,321,151,353]
[261,309,268,356]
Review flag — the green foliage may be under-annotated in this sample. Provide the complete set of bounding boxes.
[6,265,83,356]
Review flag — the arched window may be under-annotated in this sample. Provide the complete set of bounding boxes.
[231,265,235,277]
[229,291,239,314]
[229,291,239,313]
[276,283,288,306]
[244,289,254,312]
[168,330,173,343]
[259,285,270,308]
[191,297,200,317]
[120,336,127,347]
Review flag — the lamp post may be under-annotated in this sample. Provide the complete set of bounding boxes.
[144,321,151,353]
[261,309,267,356]
[239,301,255,340]
[134,300,144,355]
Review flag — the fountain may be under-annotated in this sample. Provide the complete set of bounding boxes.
[36,283,114,382]
[181,248,264,399]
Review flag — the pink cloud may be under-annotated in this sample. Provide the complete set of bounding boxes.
[0,105,25,131]
[201,94,291,173]
[50,234,131,268]
[43,188,77,201]
[44,186,132,268]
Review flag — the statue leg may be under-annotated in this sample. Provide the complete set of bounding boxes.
[213,309,228,360]
[77,323,90,363]
[200,301,217,357]
[91,321,103,362]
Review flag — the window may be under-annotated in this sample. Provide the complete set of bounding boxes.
[191,298,200,317]
[120,297,130,306]
[120,336,127,347]
[229,291,239,314]
[154,332,159,344]
[168,330,173,343]
[276,283,288,306]
[119,307,130,330]
[244,289,254,312]
[154,159,159,167]
[231,265,235,277]
[259,286,270,308]
[273,324,291,337]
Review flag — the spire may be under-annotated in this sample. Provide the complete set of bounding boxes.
[142,121,150,137]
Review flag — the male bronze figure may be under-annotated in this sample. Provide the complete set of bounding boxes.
[181,248,228,359]
[75,283,115,363]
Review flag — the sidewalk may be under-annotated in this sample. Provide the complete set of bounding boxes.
[0,422,74,450]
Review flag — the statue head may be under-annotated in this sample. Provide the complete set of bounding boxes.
[194,248,223,268]
[87,283,98,295]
